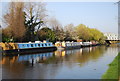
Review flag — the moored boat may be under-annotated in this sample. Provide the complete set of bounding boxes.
[55,41,99,50]
[55,41,82,49]
[0,41,57,56]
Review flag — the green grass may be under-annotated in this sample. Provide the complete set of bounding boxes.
[102,53,120,80]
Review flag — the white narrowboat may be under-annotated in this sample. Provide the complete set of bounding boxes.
[55,41,82,49]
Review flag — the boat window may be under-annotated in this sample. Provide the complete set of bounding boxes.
[45,44,47,46]
[36,44,38,47]
[38,44,40,46]
[22,44,25,47]
[31,44,33,47]
[27,44,29,47]
[41,44,44,47]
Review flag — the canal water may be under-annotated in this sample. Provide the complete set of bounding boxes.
[1,44,119,79]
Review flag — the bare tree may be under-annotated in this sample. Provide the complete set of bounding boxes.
[24,2,47,41]
[4,2,26,42]
[64,24,78,40]
[48,18,62,30]
[48,18,65,41]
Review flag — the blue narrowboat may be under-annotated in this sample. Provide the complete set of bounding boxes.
[1,41,57,55]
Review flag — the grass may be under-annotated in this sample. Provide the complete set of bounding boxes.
[102,53,120,80]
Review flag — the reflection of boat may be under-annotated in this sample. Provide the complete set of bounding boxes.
[54,49,83,57]
[18,52,53,62]
[55,51,66,57]
[1,52,54,65]
[1,41,57,55]
[0,56,19,64]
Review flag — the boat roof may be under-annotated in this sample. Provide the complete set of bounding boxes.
[17,42,52,44]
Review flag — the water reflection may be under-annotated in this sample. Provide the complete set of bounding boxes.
[1,45,119,79]
[54,46,107,67]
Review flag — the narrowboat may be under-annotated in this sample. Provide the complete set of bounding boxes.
[81,42,92,47]
[55,41,82,49]
[0,41,57,56]
[82,41,100,47]
[55,41,99,49]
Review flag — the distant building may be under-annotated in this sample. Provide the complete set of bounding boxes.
[104,33,120,40]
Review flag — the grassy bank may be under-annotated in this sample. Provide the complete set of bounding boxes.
[102,53,120,80]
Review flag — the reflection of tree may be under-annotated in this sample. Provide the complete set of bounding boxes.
[39,55,63,64]
[47,46,106,68]
[76,46,106,67]
[57,46,107,67]
[2,56,28,79]
[2,53,63,79]
[1,45,119,79]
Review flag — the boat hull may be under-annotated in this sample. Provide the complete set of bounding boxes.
[57,45,81,50]
[2,46,57,56]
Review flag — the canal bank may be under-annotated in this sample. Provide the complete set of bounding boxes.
[102,53,120,80]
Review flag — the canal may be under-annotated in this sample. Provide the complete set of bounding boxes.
[1,44,119,79]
